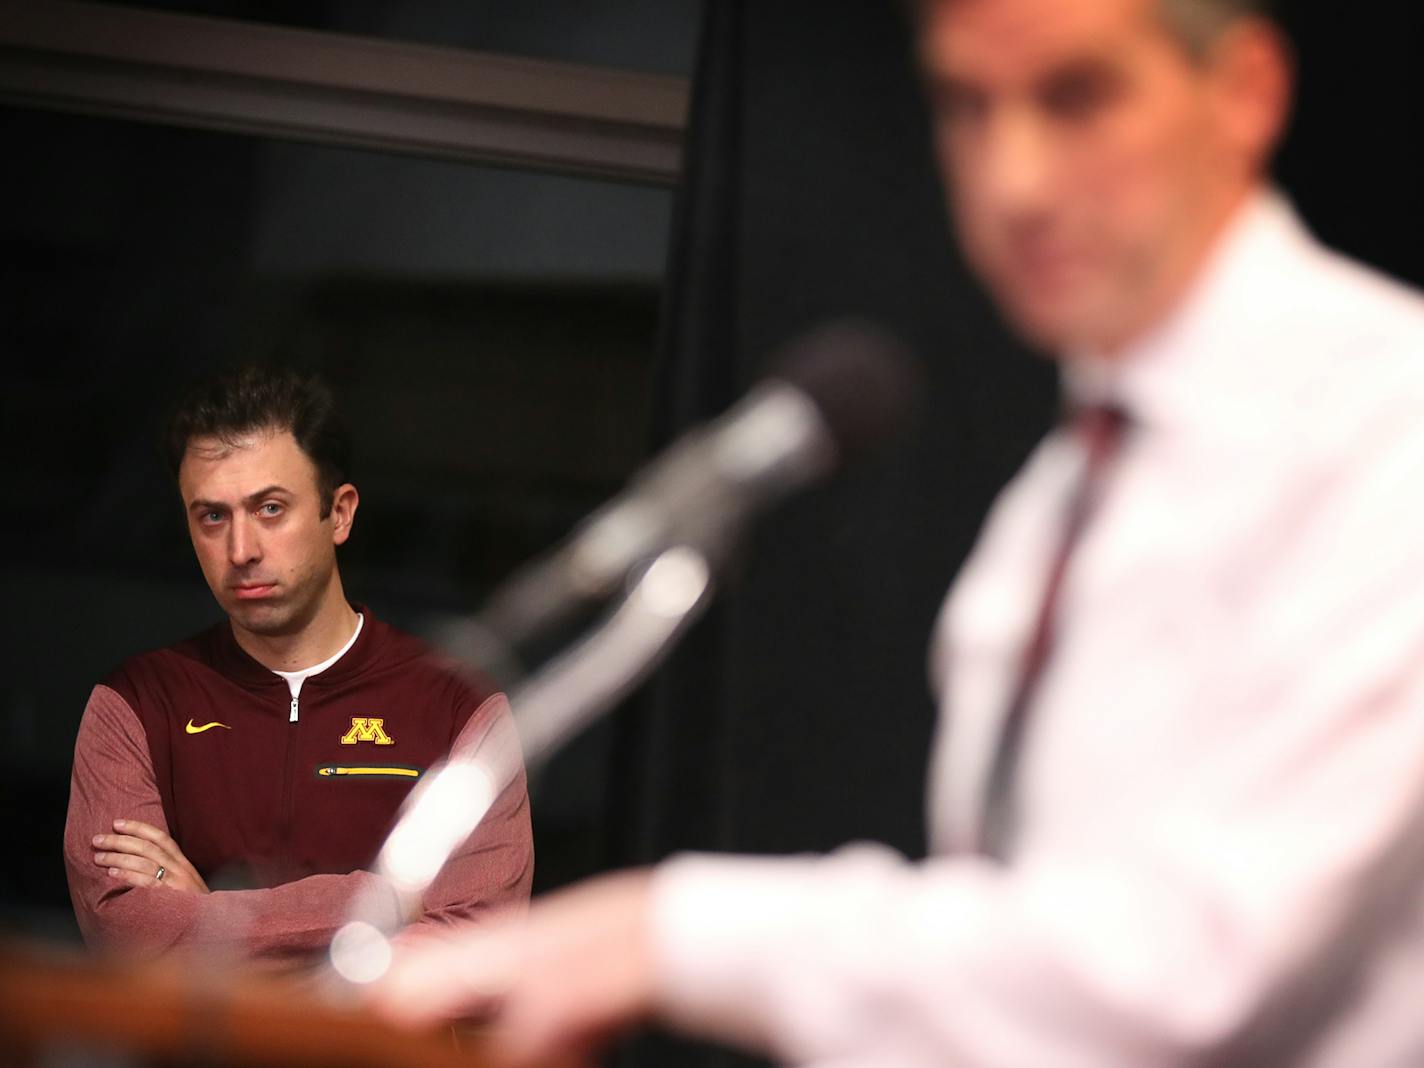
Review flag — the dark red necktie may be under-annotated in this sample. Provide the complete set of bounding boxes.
[977,403,1128,860]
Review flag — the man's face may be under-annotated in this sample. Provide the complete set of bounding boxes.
[178,428,354,639]
[922,0,1277,354]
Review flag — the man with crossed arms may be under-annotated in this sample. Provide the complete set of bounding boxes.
[64,365,533,965]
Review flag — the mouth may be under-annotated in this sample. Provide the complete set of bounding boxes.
[992,226,1086,283]
[1008,243,1083,281]
[232,583,278,601]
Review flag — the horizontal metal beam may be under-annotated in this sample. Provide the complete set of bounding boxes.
[0,0,689,185]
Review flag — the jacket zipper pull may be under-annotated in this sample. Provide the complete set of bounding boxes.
[289,695,299,724]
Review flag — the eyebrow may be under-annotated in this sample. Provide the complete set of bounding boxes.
[187,485,293,514]
[928,45,1126,100]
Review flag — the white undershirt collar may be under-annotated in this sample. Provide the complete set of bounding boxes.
[272,612,364,699]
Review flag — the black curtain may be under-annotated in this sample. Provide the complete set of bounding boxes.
[604,1,1423,1066]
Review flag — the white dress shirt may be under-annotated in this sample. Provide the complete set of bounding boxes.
[647,190,1424,1066]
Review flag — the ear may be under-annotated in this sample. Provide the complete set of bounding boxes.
[1207,19,1294,174]
[329,483,360,547]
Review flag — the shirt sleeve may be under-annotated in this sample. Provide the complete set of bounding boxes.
[646,415,1424,1066]
[64,686,531,963]
[411,693,535,930]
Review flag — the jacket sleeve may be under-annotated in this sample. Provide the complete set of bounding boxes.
[64,685,407,964]
[409,693,535,931]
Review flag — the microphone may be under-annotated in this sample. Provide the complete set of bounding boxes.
[326,322,917,981]
[455,319,917,680]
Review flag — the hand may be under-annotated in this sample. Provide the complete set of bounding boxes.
[370,868,657,1068]
[92,818,210,894]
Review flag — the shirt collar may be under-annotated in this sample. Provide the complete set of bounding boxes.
[1060,188,1318,434]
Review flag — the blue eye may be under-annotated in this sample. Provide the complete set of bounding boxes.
[259,502,283,517]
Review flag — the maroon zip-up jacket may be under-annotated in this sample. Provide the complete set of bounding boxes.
[63,607,533,964]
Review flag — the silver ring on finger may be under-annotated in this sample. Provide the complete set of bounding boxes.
[155,864,167,883]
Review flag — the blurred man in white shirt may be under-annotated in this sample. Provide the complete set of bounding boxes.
[368,1,1424,1065]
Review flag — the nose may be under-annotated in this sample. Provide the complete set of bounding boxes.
[977,105,1053,219]
[227,514,261,568]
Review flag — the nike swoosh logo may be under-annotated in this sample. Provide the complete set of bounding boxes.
[185,719,231,734]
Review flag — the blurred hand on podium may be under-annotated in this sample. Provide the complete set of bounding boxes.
[371,870,657,1068]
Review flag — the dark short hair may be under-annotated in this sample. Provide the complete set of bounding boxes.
[907,0,1275,58]
[165,365,351,517]
[1161,0,1275,56]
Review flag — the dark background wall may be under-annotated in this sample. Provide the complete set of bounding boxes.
[2,12,1422,1065]
[0,0,699,936]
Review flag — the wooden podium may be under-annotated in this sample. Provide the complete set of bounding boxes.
[0,937,501,1067]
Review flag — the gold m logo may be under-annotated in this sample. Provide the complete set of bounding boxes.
[340,717,395,746]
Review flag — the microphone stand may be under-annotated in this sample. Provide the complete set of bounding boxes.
[326,545,715,985]
[320,320,914,987]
